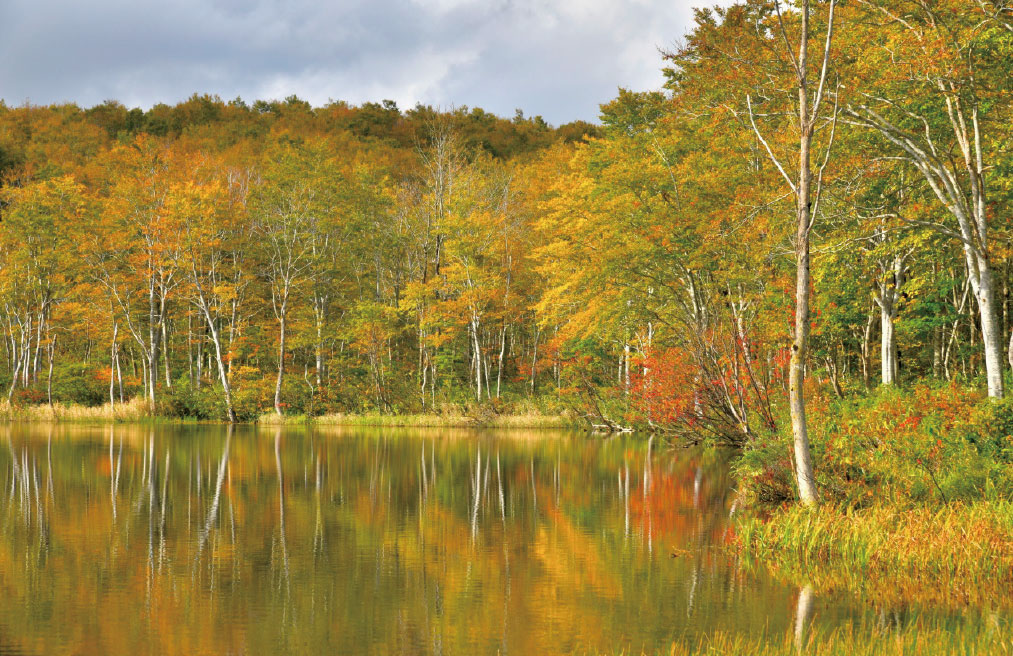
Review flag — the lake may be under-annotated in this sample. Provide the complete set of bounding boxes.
[0,424,993,654]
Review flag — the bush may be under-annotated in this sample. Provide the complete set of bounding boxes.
[738,382,1013,506]
[49,362,108,406]
[159,379,227,420]
[961,396,1013,461]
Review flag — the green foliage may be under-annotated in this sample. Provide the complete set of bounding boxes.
[48,362,108,406]
[738,383,1013,506]
[159,379,228,421]
[961,396,1013,461]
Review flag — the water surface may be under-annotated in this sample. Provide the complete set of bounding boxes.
[0,424,993,654]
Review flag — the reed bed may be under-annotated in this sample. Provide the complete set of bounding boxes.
[668,625,1007,655]
[587,617,1009,655]
[735,501,1013,609]
[0,400,578,428]
[0,398,152,423]
[303,411,579,429]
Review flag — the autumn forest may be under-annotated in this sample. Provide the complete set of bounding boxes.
[5,0,1013,653]
[0,2,1012,479]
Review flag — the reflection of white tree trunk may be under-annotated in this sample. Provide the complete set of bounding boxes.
[275,428,291,597]
[794,584,815,653]
[497,452,505,525]
[693,466,702,509]
[624,461,630,539]
[644,436,653,554]
[159,448,169,570]
[314,455,324,555]
[196,427,232,559]
[46,427,53,500]
[147,435,156,602]
[109,427,118,520]
[471,448,482,541]
[530,456,537,516]
[420,441,428,503]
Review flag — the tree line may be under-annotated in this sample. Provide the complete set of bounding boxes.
[2,1,1012,482]
[0,96,598,420]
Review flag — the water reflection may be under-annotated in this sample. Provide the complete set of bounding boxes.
[0,424,991,655]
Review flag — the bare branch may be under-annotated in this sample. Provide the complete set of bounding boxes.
[747,94,798,195]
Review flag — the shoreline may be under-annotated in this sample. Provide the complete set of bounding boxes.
[0,401,585,430]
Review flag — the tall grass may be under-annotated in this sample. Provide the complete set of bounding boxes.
[652,626,1003,655]
[674,627,1006,655]
[307,411,580,429]
[584,616,1009,655]
[0,398,152,423]
[735,501,1013,608]
[0,399,580,428]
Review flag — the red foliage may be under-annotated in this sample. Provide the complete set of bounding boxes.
[628,348,697,426]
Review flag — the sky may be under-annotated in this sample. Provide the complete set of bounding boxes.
[0,0,723,125]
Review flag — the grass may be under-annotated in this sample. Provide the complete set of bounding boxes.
[305,411,580,429]
[734,500,1013,609]
[0,398,580,429]
[731,383,1013,614]
[586,622,1010,655]
[0,398,153,423]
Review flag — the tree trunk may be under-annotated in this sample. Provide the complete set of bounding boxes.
[790,196,818,505]
[976,266,1005,398]
[530,327,539,396]
[471,317,482,401]
[1008,324,1013,373]
[210,328,237,423]
[116,346,124,403]
[787,0,825,507]
[47,334,55,407]
[110,322,119,408]
[496,324,507,398]
[880,303,897,385]
[162,318,172,389]
[275,306,287,416]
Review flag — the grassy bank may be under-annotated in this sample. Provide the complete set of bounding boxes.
[0,398,155,423]
[733,381,1013,608]
[257,411,581,429]
[736,501,1013,608]
[588,621,1010,655]
[289,411,579,429]
[0,399,581,429]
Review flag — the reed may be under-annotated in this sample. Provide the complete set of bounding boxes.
[0,398,152,423]
[735,501,1013,609]
[306,411,579,429]
[668,624,1007,655]
[588,617,1009,655]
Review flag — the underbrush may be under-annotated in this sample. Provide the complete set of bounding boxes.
[735,381,1013,505]
[308,398,581,428]
[732,381,1013,608]
[0,398,151,423]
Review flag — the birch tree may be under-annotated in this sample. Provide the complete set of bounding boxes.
[745,0,838,505]
[843,0,1013,397]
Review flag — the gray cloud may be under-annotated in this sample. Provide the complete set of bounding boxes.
[0,0,724,124]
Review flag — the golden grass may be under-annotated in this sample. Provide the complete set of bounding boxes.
[592,623,1010,655]
[307,411,579,429]
[0,400,580,429]
[0,398,152,423]
[736,501,1013,609]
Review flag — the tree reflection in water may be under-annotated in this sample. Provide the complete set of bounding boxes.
[0,424,980,655]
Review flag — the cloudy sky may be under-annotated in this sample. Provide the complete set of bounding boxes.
[0,0,721,125]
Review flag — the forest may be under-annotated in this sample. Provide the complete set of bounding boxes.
[2,1,1013,507]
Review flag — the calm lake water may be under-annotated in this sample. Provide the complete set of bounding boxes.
[0,424,994,654]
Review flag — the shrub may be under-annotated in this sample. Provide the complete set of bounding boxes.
[159,379,227,420]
